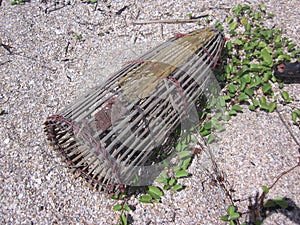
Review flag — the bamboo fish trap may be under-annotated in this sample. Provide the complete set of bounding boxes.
[44,27,225,193]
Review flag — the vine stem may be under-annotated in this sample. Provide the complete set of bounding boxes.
[267,157,300,191]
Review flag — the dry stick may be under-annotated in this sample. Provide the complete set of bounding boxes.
[0,60,11,66]
[267,157,300,190]
[132,17,209,25]
[192,133,236,206]
[275,108,300,148]
[242,157,300,218]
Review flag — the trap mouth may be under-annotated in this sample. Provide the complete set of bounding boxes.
[44,27,225,193]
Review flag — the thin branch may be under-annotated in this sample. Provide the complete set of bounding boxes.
[268,157,300,190]
[0,60,11,66]
[132,17,208,25]
[275,108,300,147]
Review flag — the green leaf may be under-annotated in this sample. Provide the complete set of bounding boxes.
[211,119,225,131]
[274,42,283,48]
[242,59,251,65]
[278,54,291,61]
[253,12,262,20]
[291,49,300,57]
[275,35,281,43]
[262,83,272,94]
[240,17,248,26]
[263,199,277,208]
[139,194,153,203]
[250,64,262,72]
[227,16,233,23]
[262,71,271,83]
[232,104,243,112]
[268,102,277,112]
[181,157,191,170]
[207,134,215,144]
[220,215,229,222]
[230,212,240,220]
[274,196,288,209]
[292,109,300,124]
[233,39,243,45]
[241,74,251,83]
[215,20,224,31]
[222,114,231,121]
[147,186,163,199]
[261,185,269,194]
[113,204,123,211]
[175,170,189,178]
[228,84,238,93]
[260,29,273,40]
[227,205,235,216]
[259,96,267,104]
[218,96,226,107]
[228,110,237,116]
[292,111,298,124]
[163,184,171,190]
[232,4,242,16]
[287,43,296,51]
[260,103,269,111]
[238,93,249,102]
[226,42,233,51]
[178,150,191,159]
[168,178,176,186]
[245,23,251,32]
[224,95,232,101]
[172,184,183,191]
[155,173,169,184]
[205,16,210,23]
[259,96,269,111]
[248,105,256,111]
[252,99,259,107]
[204,121,212,130]
[176,142,188,151]
[243,43,253,51]
[120,213,128,225]
[159,172,170,180]
[238,65,250,77]
[111,195,120,200]
[281,91,292,103]
[258,4,266,12]
[239,79,247,91]
[257,42,267,48]
[267,12,274,18]
[260,48,273,66]
[123,204,131,212]
[200,128,211,137]
[249,80,261,88]
[244,88,254,97]
[241,4,251,11]
[229,21,238,32]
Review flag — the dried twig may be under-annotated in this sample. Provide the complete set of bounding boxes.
[0,60,11,66]
[132,17,208,25]
[275,108,300,147]
[1,43,13,54]
[267,157,300,190]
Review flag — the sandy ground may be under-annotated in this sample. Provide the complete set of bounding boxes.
[0,0,299,224]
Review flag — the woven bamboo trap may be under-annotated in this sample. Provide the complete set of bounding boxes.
[44,27,225,193]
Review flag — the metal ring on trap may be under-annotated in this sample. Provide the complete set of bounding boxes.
[44,27,225,193]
